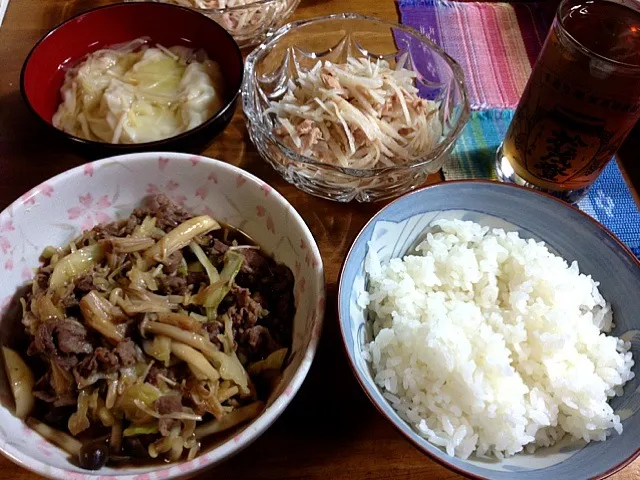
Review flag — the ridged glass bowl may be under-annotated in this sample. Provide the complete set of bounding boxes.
[242,14,470,202]
[131,0,301,48]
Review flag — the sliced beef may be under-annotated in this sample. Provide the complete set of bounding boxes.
[226,285,264,329]
[34,390,76,407]
[32,373,55,402]
[242,325,278,358]
[114,339,138,366]
[29,318,93,358]
[60,292,79,309]
[135,194,191,231]
[186,271,208,289]
[157,275,187,296]
[203,321,223,349]
[158,418,178,437]
[211,239,229,256]
[163,250,183,275]
[155,395,183,415]
[234,248,272,289]
[95,347,120,371]
[74,273,94,293]
[240,249,268,275]
[92,215,140,238]
[29,321,57,357]
[74,354,99,384]
[73,338,138,384]
[53,392,77,407]
[147,364,177,386]
[32,372,77,406]
[57,319,93,355]
[53,353,79,370]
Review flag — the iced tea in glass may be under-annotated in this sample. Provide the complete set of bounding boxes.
[496,0,640,202]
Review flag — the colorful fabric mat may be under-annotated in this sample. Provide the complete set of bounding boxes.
[399,0,554,109]
[447,110,640,256]
[397,0,640,256]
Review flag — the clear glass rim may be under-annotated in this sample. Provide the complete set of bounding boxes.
[557,0,640,70]
[242,12,471,177]
[176,0,290,14]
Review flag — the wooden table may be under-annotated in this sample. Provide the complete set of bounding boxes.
[0,0,638,479]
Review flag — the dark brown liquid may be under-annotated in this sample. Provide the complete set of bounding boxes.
[566,1,640,66]
[502,0,640,191]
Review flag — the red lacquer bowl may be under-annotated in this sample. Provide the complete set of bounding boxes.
[20,2,243,156]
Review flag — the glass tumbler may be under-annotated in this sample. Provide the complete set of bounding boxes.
[495,0,640,202]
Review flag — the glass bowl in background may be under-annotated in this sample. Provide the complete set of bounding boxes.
[136,0,301,48]
[242,13,470,202]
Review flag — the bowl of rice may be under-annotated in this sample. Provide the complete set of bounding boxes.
[243,14,470,203]
[338,180,640,479]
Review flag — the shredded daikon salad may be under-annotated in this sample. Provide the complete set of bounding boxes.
[161,0,287,39]
[266,57,442,169]
[53,38,224,144]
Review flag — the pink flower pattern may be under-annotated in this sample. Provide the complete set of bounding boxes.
[266,214,275,234]
[0,156,325,478]
[21,183,53,206]
[67,193,112,231]
[37,438,52,457]
[196,185,208,200]
[158,156,170,171]
[0,220,14,255]
[146,181,186,206]
[202,206,216,218]
[0,237,10,254]
[155,468,171,479]
[236,174,247,188]
[1,220,14,233]
[22,266,32,281]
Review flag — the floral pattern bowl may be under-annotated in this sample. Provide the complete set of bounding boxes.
[0,152,325,479]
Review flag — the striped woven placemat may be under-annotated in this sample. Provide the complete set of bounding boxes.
[448,110,640,256]
[399,0,554,109]
[397,0,639,255]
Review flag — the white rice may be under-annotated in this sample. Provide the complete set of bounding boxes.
[362,219,635,459]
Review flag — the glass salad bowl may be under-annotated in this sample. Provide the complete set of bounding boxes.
[137,0,301,49]
[242,13,470,203]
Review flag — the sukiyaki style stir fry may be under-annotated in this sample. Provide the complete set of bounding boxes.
[4,195,295,470]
